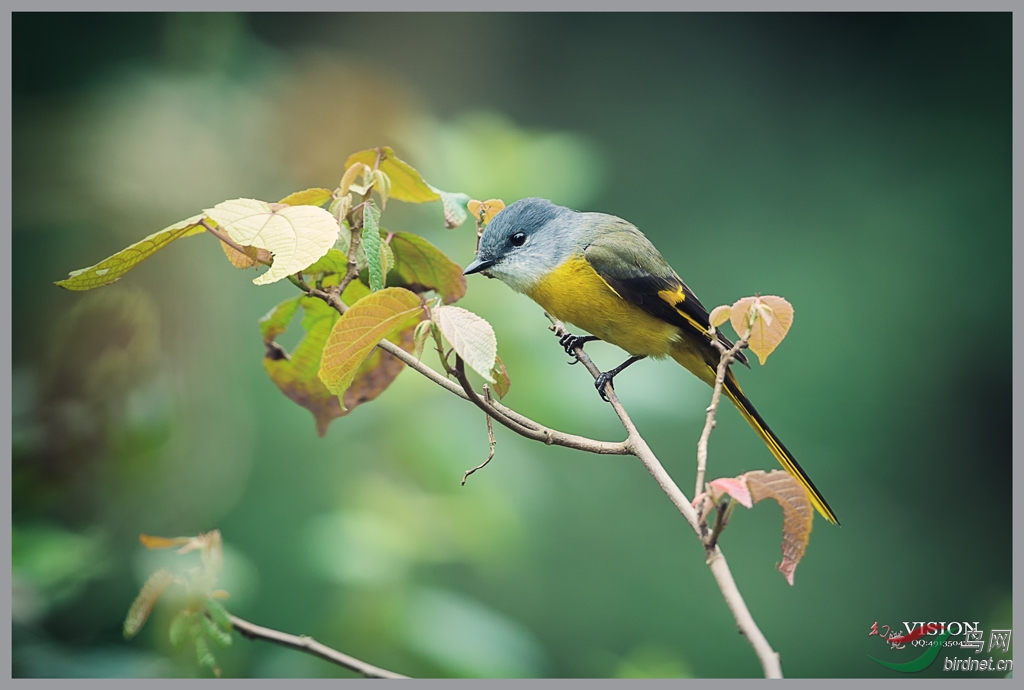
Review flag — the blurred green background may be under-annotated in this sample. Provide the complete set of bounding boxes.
[12,12,1011,678]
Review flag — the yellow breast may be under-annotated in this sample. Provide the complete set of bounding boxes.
[525,256,681,358]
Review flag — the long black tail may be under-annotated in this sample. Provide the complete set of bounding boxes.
[723,372,839,525]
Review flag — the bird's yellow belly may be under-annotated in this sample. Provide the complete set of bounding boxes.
[526,256,681,358]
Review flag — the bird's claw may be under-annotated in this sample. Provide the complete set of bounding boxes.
[594,372,613,402]
[560,332,584,364]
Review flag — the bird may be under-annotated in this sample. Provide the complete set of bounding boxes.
[463,197,838,525]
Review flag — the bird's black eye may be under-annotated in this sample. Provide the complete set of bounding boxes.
[510,232,527,247]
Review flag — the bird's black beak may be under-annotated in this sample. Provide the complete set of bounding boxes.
[463,257,496,275]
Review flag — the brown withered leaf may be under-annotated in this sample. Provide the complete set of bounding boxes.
[220,241,273,269]
[745,469,813,585]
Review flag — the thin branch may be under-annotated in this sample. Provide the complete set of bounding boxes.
[695,330,750,500]
[290,278,629,455]
[546,315,782,679]
[229,614,409,679]
[462,384,497,485]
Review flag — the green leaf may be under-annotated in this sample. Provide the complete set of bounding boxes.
[345,146,441,203]
[303,248,350,275]
[169,611,193,651]
[124,568,175,639]
[434,188,472,228]
[56,213,206,291]
[387,231,467,304]
[433,306,498,383]
[204,598,233,633]
[490,355,511,399]
[263,297,342,437]
[204,198,340,285]
[318,287,423,399]
[201,614,233,648]
[259,296,303,343]
[278,187,333,207]
[362,201,385,291]
[194,631,217,671]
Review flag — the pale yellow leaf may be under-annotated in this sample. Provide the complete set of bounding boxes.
[205,198,340,285]
[433,305,498,383]
[708,304,732,329]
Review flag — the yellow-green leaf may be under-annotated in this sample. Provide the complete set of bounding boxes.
[124,568,175,639]
[56,213,206,291]
[204,198,339,285]
[345,146,441,203]
[730,295,794,365]
[490,355,511,399]
[258,296,303,344]
[373,169,391,209]
[318,287,423,400]
[201,614,232,648]
[277,187,333,207]
[388,231,467,304]
[433,305,498,382]
[744,469,813,586]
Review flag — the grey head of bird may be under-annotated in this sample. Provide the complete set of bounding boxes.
[463,197,586,294]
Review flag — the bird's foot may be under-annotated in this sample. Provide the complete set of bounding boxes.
[559,333,598,364]
[594,371,615,401]
[593,355,647,402]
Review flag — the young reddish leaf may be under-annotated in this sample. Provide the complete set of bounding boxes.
[730,295,794,365]
[708,304,732,330]
[318,287,423,399]
[55,213,206,291]
[139,534,194,550]
[433,305,498,383]
[277,187,333,207]
[388,231,467,304]
[204,198,340,285]
[467,199,506,225]
[745,469,814,586]
[345,146,441,203]
[489,355,511,399]
[707,476,753,509]
[435,189,472,228]
[124,568,175,639]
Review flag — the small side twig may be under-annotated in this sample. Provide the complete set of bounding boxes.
[694,329,750,501]
[462,385,497,485]
[229,614,408,679]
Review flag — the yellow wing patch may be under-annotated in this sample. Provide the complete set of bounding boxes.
[658,287,709,336]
